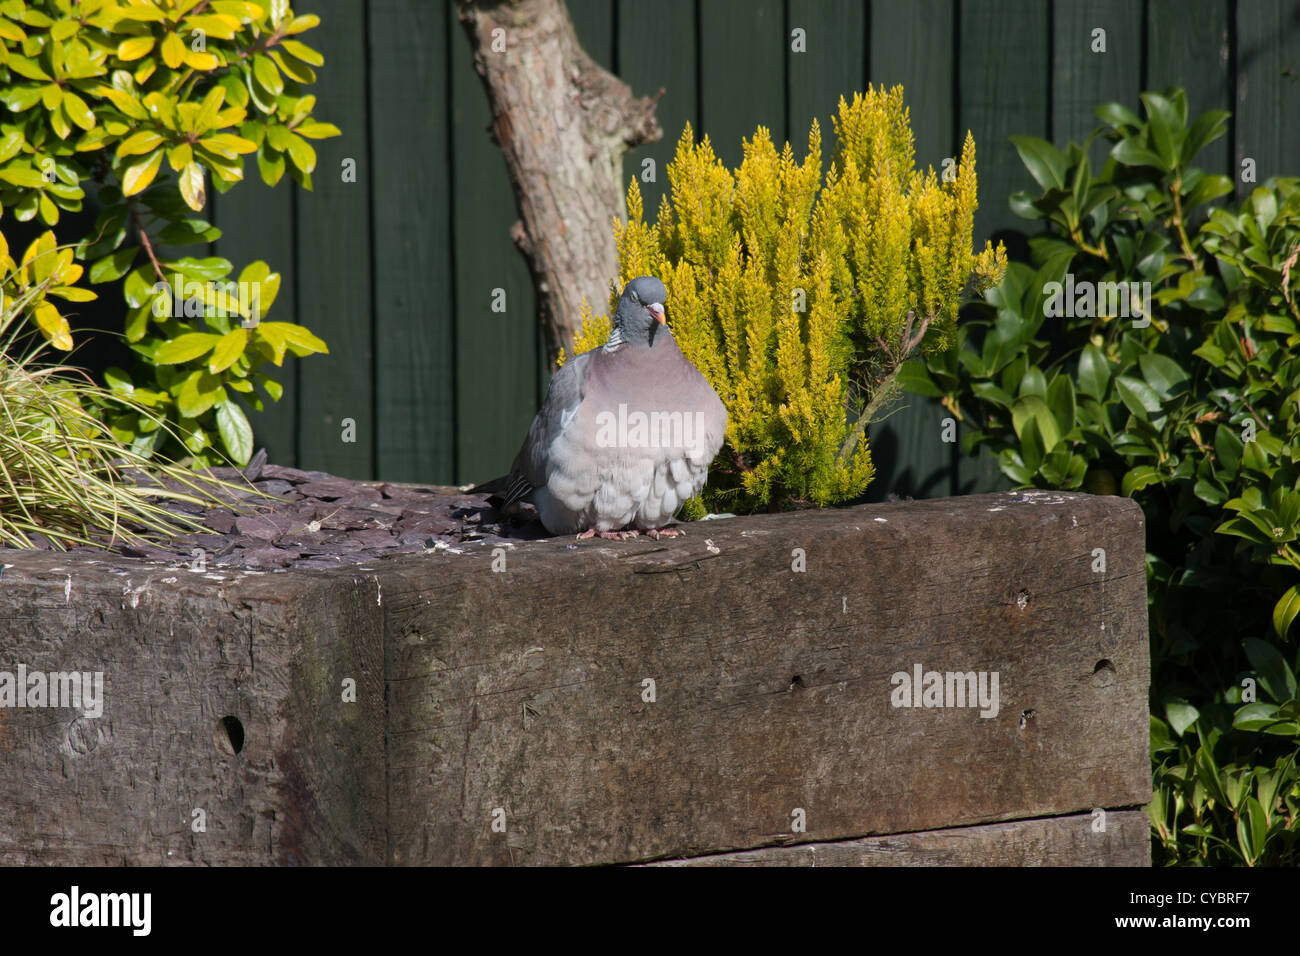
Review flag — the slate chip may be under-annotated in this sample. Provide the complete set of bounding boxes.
[2,465,552,570]
[243,546,301,568]
[204,511,237,534]
[235,514,298,540]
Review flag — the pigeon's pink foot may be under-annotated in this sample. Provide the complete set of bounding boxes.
[577,527,641,540]
[645,527,685,539]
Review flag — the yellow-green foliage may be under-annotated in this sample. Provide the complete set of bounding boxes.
[577,87,1006,512]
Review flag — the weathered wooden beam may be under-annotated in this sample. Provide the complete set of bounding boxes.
[383,490,1149,865]
[0,553,386,865]
[645,810,1151,866]
[0,490,1149,866]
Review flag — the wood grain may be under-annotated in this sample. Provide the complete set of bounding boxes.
[1052,0,1142,171]
[647,810,1151,866]
[210,144,298,467]
[698,0,786,168]
[0,552,386,865]
[616,0,698,223]
[382,491,1150,865]
[449,1,541,484]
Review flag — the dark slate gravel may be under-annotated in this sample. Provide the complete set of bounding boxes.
[3,452,550,570]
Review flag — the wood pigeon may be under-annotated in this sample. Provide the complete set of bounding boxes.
[501,276,727,538]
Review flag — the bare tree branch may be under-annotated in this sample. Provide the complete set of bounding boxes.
[458,0,663,364]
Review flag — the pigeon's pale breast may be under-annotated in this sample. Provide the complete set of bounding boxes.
[534,394,720,533]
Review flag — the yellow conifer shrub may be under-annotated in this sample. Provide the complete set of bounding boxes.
[574,87,1005,512]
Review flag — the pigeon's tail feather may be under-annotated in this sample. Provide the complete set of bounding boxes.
[500,472,534,511]
[468,474,509,495]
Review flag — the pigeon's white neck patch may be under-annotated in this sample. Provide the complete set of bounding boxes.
[602,325,626,352]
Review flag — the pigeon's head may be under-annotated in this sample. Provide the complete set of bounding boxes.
[613,276,669,347]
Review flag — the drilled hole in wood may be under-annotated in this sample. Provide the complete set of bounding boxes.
[788,675,805,692]
[214,716,244,757]
[1093,659,1116,686]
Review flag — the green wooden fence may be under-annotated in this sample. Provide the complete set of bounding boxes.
[211,0,1300,499]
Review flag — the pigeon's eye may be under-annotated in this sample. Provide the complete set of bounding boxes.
[629,290,639,302]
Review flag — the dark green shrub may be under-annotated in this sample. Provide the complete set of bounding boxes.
[902,88,1300,865]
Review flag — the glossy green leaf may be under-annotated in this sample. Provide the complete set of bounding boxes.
[1112,138,1166,169]
[155,332,222,365]
[88,247,138,284]
[216,400,254,464]
[1165,698,1199,736]
[1243,637,1298,702]
[120,149,163,196]
[1011,395,1061,451]
[1121,465,1163,496]
[1115,375,1163,419]
[209,329,247,373]
[179,161,206,211]
[897,359,942,397]
[1138,353,1189,398]
[1077,343,1110,399]
[1273,586,1300,641]
[252,54,283,97]
[1010,135,1066,191]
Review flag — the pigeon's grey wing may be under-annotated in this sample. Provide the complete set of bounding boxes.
[501,350,593,510]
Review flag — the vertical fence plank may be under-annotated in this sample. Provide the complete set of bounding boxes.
[960,0,1050,257]
[211,169,298,467]
[617,0,698,226]
[787,0,866,163]
[699,0,787,168]
[568,0,614,67]
[1053,0,1142,167]
[449,3,539,484]
[1147,0,1233,178]
[292,0,374,478]
[871,0,953,167]
[368,1,455,484]
[868,0,957,500]
[957,0,1050,495]
[1236,0,1300,188]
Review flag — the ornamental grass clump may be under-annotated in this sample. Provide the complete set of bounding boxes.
[568,87,1005,513]
[1,237,249,551]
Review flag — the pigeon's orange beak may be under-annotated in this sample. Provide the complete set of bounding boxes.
[648,302,666,324]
